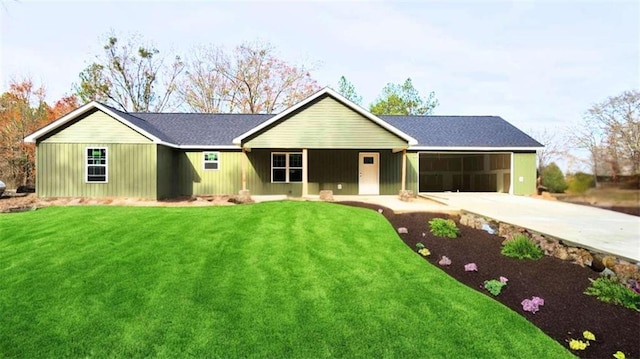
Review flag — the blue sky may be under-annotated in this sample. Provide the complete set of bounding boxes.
[1,0,638,168]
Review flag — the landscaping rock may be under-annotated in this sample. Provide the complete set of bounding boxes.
[237,190,253,204]
[575,249,593,267]
[590,254,606,272]
[613,263,640,281]
[398,190,414,202]
[600,267,616,278]
[602,256,617,269]
[459,213,473,227]
[397,227,408,234]
[319,190,334,201]
[553,247,569,260]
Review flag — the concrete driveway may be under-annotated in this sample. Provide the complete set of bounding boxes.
[423,193,640,263]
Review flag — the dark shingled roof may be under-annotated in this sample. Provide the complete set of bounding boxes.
[131,112,272,146]
[380,115,543,148]
[100,105,174,143]
[99,103,270,146]
[101,103,541,148]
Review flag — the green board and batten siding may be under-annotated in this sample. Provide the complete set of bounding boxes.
[171,149,410,196]
[406,152,419,194]
[512,152,537,196]
[244,96,408,149]
[174,151,246,196]
[37,143,158,199]
[37,109,161,199]
[42,109,151,144]
[156,145,176,199]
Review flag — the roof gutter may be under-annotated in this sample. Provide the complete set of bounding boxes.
[409,146,543,151]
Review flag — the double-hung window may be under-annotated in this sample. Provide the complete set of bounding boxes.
[203,152,220,170]
[86,147,107,183]
[272,152,302,183]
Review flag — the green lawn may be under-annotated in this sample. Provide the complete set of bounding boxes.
[0,202,572,358]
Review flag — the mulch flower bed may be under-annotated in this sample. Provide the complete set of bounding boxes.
[341,201,640,359]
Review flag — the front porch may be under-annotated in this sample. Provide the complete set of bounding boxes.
[240,148,414,197]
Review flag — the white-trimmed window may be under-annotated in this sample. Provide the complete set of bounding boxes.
[272,152,302,183]
[86,147,107,183]
[203,152,220,170]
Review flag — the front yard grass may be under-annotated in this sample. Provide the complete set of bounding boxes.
[0,202,572,358]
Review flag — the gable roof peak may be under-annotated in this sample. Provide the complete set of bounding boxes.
[232,86,418,146]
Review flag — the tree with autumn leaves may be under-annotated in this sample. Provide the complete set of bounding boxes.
[0,79,78,188]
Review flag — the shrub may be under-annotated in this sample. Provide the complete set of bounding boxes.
[428,218,459,238]
[541,162,568,193]
[567,172,595,194]
[484,279,506,296]
[501,234,543,260]
[415,242,425,250]
[584,277,640,311]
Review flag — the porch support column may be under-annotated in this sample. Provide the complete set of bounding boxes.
[302,148,309,197]
[401,149,407,191]
[241,147,247,191]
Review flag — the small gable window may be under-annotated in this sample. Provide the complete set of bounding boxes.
[86,147,107,183]
[272,152,302,183]
[203,152,220,170]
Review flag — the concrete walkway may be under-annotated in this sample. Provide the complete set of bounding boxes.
[423,193,640,263]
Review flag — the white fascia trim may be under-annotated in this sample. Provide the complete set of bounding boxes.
[232,87,417,146]
[24,101,164,144]
[409,146,543,151]
[24,101,98,142]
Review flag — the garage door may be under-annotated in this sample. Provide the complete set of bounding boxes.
[418,153,511,193]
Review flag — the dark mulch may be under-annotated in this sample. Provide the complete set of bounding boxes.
[340,201,640,359]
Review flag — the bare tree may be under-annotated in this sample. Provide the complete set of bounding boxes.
[76,33,185,112]
[568,116,606,186]
[530,128,563,172]
[585,90,640,175]
[569,89,640,187]
[179,41,320,114]
[179,46,231,113]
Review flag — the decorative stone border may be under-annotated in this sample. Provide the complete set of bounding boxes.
[458,211,640,282]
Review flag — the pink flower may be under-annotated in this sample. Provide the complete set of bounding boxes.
[521,296,545,313]
[439,256,452,266]
[464,263,478,272]
[531,296,544,306]
[499,276,508,284]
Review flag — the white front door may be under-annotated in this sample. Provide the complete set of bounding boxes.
[359,152,380,195]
